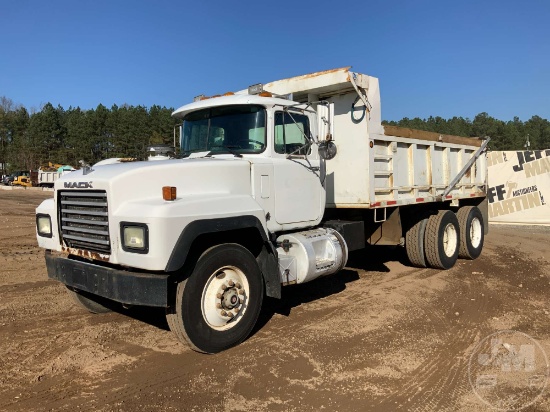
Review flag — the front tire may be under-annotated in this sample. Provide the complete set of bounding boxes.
[166,244,264,354]
[424,210,460,270]
[456,206,484,259]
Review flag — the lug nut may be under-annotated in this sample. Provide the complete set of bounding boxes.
[220,310,228,317]
[216,293,222,299]
[216,303,222,309]
[221,284,228,290]
[235,283,242,289]
[228,280,235,286]
[238,289,245,295]
[227,312,234,318]
[234,308,240,314]
[239,297,244,304]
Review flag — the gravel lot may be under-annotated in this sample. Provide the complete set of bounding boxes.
[1,189,549,411]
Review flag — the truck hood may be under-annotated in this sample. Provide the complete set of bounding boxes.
[55,157,252,211]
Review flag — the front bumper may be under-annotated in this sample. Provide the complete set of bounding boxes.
[45,251,170,307]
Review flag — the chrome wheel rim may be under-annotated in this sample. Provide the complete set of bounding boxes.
[443,223,458,257]
[470,217,482,248]
[201,265,249,331]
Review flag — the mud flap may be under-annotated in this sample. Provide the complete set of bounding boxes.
[257,243,281,299]
[478,197,489,235]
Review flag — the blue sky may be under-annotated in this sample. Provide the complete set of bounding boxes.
[1,0,548,121]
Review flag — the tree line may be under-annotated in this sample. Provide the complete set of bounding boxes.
[0,97,178,173]
[384,113,550,151]
[0,96,548,173]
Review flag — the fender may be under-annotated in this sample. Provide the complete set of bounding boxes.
[113,193,270,271]
[166,215,281,299]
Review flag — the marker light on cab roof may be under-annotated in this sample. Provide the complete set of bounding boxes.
[248,83,263,95]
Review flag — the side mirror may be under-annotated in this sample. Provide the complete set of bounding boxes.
[318,141,337,160]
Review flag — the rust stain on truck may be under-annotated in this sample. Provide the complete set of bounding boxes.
[294,67,351,81]
[62,246,110,262]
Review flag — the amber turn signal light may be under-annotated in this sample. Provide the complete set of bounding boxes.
[162,186,177,201]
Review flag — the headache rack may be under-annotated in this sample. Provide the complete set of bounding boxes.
[58,190,111,254]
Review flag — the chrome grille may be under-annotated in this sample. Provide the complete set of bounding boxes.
[59,191,110,253]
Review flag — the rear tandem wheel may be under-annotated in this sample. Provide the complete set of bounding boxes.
[424,210,460,270]
[405,218,429,268]
[456,206,484,259]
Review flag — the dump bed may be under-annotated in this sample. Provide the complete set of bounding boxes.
[38,170,58,186]
[263,67,487,208]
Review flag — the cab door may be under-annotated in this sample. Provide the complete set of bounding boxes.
[272,111,324,226]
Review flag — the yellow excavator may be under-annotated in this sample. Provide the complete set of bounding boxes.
[11,175,33,187]
[9,170,33,187]
[40,162,64,172]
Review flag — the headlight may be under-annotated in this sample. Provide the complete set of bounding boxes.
[121,223,149,253]
[36,214,52,238]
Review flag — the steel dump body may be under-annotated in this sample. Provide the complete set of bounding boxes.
[38,170,58,186]
[367,129,485,208]
[260,67,487,209]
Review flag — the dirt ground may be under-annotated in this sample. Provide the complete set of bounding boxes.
[0,189,549,412]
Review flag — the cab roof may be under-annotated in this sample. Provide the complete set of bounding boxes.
[171,94,297,119]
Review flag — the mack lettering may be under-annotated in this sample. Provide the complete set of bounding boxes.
[64,182,93,189]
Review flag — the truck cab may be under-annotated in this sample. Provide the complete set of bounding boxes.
[35,89,343,353]
[173,93,325,231]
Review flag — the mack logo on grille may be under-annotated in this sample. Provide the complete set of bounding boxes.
[64,181,93,189]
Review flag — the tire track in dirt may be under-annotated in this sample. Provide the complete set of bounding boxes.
[1,191,550,412]
[372,258,501,411]
[4,263,441,410]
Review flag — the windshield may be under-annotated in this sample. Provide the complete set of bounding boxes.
[181,105,266,155]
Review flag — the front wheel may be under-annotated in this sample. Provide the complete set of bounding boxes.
[166,244,264,353]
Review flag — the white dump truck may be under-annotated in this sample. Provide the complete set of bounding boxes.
[37,164,76,187]
[36,67,489,353]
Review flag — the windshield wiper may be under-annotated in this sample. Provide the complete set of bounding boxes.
[206,145,243,158]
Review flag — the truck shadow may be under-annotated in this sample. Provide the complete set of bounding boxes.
[253,245,409,337]
[121,305,170,331]
[118,246,410,335]
[346,245,409,271]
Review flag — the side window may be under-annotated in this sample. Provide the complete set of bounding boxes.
[274,112,310,155]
